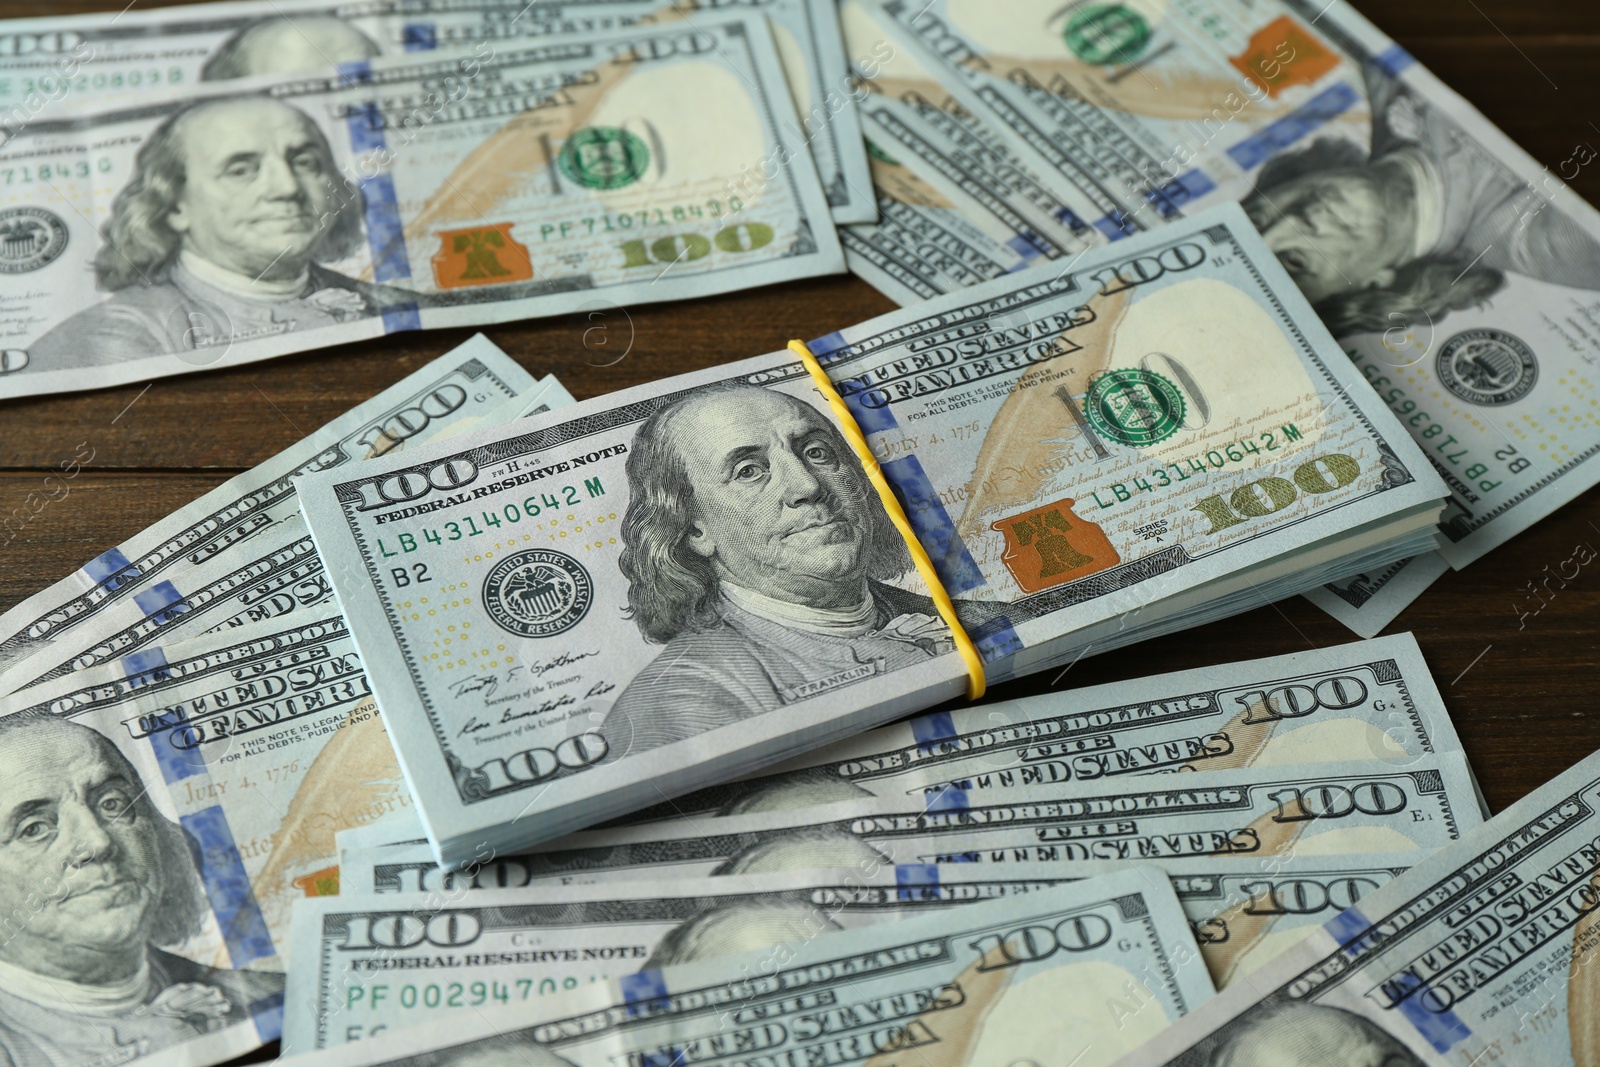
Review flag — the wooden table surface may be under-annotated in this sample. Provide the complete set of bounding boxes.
[0,0,1596,1027]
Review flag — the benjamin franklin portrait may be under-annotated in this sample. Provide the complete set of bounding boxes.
[0,715,283,1066]
[600,384,958,754]
[1244,63,1600,338]
[26,95,416,372]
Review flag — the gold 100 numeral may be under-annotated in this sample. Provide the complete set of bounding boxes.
[619,222,774,268]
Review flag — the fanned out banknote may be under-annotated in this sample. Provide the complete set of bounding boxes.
[0,335,533,688]
[855,0,1600,632]
[0,677,311,1067]
[0,611,404,957]
[284,852,1418,1050]
[340,755,1481,895]
[0,14,842,398]
[1114,746,1600,1067]
[835,0,1095,304]
[274,866,1214,1067]
[838,126,1035,306]
[0,367,576,966]
[0,0,874,225]
[839,0,1095,254]
[295,202,1448,863]
[0,351,574,697]
[613,632,1465,822]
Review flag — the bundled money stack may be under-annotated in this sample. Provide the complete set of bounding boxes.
[2,1,1600,1067]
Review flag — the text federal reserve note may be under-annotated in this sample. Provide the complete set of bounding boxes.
[1116,746,1600,1067]
[277,866,1213,1067]
[0,16,841,397]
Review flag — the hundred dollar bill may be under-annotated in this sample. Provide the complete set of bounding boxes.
[294,852,1417,1050]
[0,15,842,398]
[1115,746,1600,1067]
[617,632,1465,821]
[0,610,412,956]
[841,128,1035,305]
[274,866,1214,1067]
[840,0,1097,256]
[298,343,974,862]
[0,335,531,688]
[862,0,1600,628]
[0,731,283,1067]
[837,0,1098,304]
[342,756,1481,892]
[857,0,1374,229]
[0,0,873,226]
[808,202,1447,680]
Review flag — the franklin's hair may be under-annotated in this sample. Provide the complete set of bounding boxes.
[200,17,381,81]
[405,1036,578,1067]
[1244,137,1504,337]
[645,902,840,969]
[0,714,209,950]
[1207,1002,1423,1067]
[94,98,364,292]
[618,384,911,645]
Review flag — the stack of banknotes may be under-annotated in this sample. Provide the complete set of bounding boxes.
[2,0,1600,1065]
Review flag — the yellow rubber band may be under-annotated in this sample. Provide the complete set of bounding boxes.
[787,339,986,701]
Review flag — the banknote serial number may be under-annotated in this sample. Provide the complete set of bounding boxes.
[1087,425,1303,510]
[1,68,183,97]
[540,200,752,240]
[0,157,112,185]
[374,479,607,561]
[1356,353,1525,496]
[341,975,601,1024]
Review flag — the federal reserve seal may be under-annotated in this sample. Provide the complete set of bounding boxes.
[1436,329,1538,406]
[1084,368,1186,447]
[0,207,68,273]
[482,549,594,638]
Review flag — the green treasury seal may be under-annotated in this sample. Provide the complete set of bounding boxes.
[558,127,652,190]
[1085,368,1186,447]
[1064,4,1152,66]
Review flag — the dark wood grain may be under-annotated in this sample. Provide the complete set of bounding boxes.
[1,2,1598,1061]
